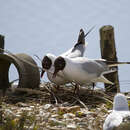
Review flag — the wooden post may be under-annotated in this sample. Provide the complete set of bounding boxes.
[100,25,120,92]
[0,35,4,122]
[0,35,4,54]
[0,99,2,124]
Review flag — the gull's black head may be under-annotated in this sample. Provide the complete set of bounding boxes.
[41,56,52,78]
[53,56,66,78]
[42,56,52,70]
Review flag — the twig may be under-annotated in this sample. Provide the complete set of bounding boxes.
[42,84,58,105]
[0,98,3,124]
[10,87,49,95]
[93,94,113,104]
[71,96,88,109]
[34,54,42,62]
[69,100,78,107]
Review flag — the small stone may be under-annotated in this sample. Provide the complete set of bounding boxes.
[17,102,28,107]
[57,106,80,115]
[67,124,77,129]
[63,113,75,119]
[74,117,82,122]
[51,114,59,118]
[42,112,51,121]
[43,104,53,110]
[38,111,43,115]
[16,111,23,115]
[30,105,35,108]
[49,118,66,126]
[51,107,58,112]
[65,118,73,123]
[67,106,80,113]
[16,114,21,117]
[77,122,88,127]
[4,109,15,117]
[21,107,32,111]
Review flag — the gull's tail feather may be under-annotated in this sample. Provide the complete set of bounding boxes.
[74,29,85,47]
[102,69,117,75]
[96,75,114,85]
[105,61,130,67]
[74,25,95,47]
[84,25,96,38]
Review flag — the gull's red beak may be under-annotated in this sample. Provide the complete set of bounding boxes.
[41,70,45,78]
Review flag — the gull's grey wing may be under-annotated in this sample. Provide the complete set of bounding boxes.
[81,60,107,76]
[80,59,115,84]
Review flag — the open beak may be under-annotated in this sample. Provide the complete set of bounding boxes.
[53,69,59,78]
[41,70,45,78]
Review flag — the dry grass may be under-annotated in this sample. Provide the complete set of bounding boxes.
[0,82,118,130]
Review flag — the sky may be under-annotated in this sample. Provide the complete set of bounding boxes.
[0,0,130,92]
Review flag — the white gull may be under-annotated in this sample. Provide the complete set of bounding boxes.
[53,56,130,85]
[103,93,130,130]
[41,29,89,86]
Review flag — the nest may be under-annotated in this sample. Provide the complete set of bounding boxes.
[2,82,114,108]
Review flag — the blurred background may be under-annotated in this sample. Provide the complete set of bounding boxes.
[0,0,130,92]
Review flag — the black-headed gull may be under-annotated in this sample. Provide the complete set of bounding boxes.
[53,56,130,85]
[41,29,90,87]
[103,93,130,130]
[41,53,70,85]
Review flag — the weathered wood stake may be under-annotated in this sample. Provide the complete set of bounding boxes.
[0,35,4,123]
[0,35,4,54]
[100,25,120,92]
